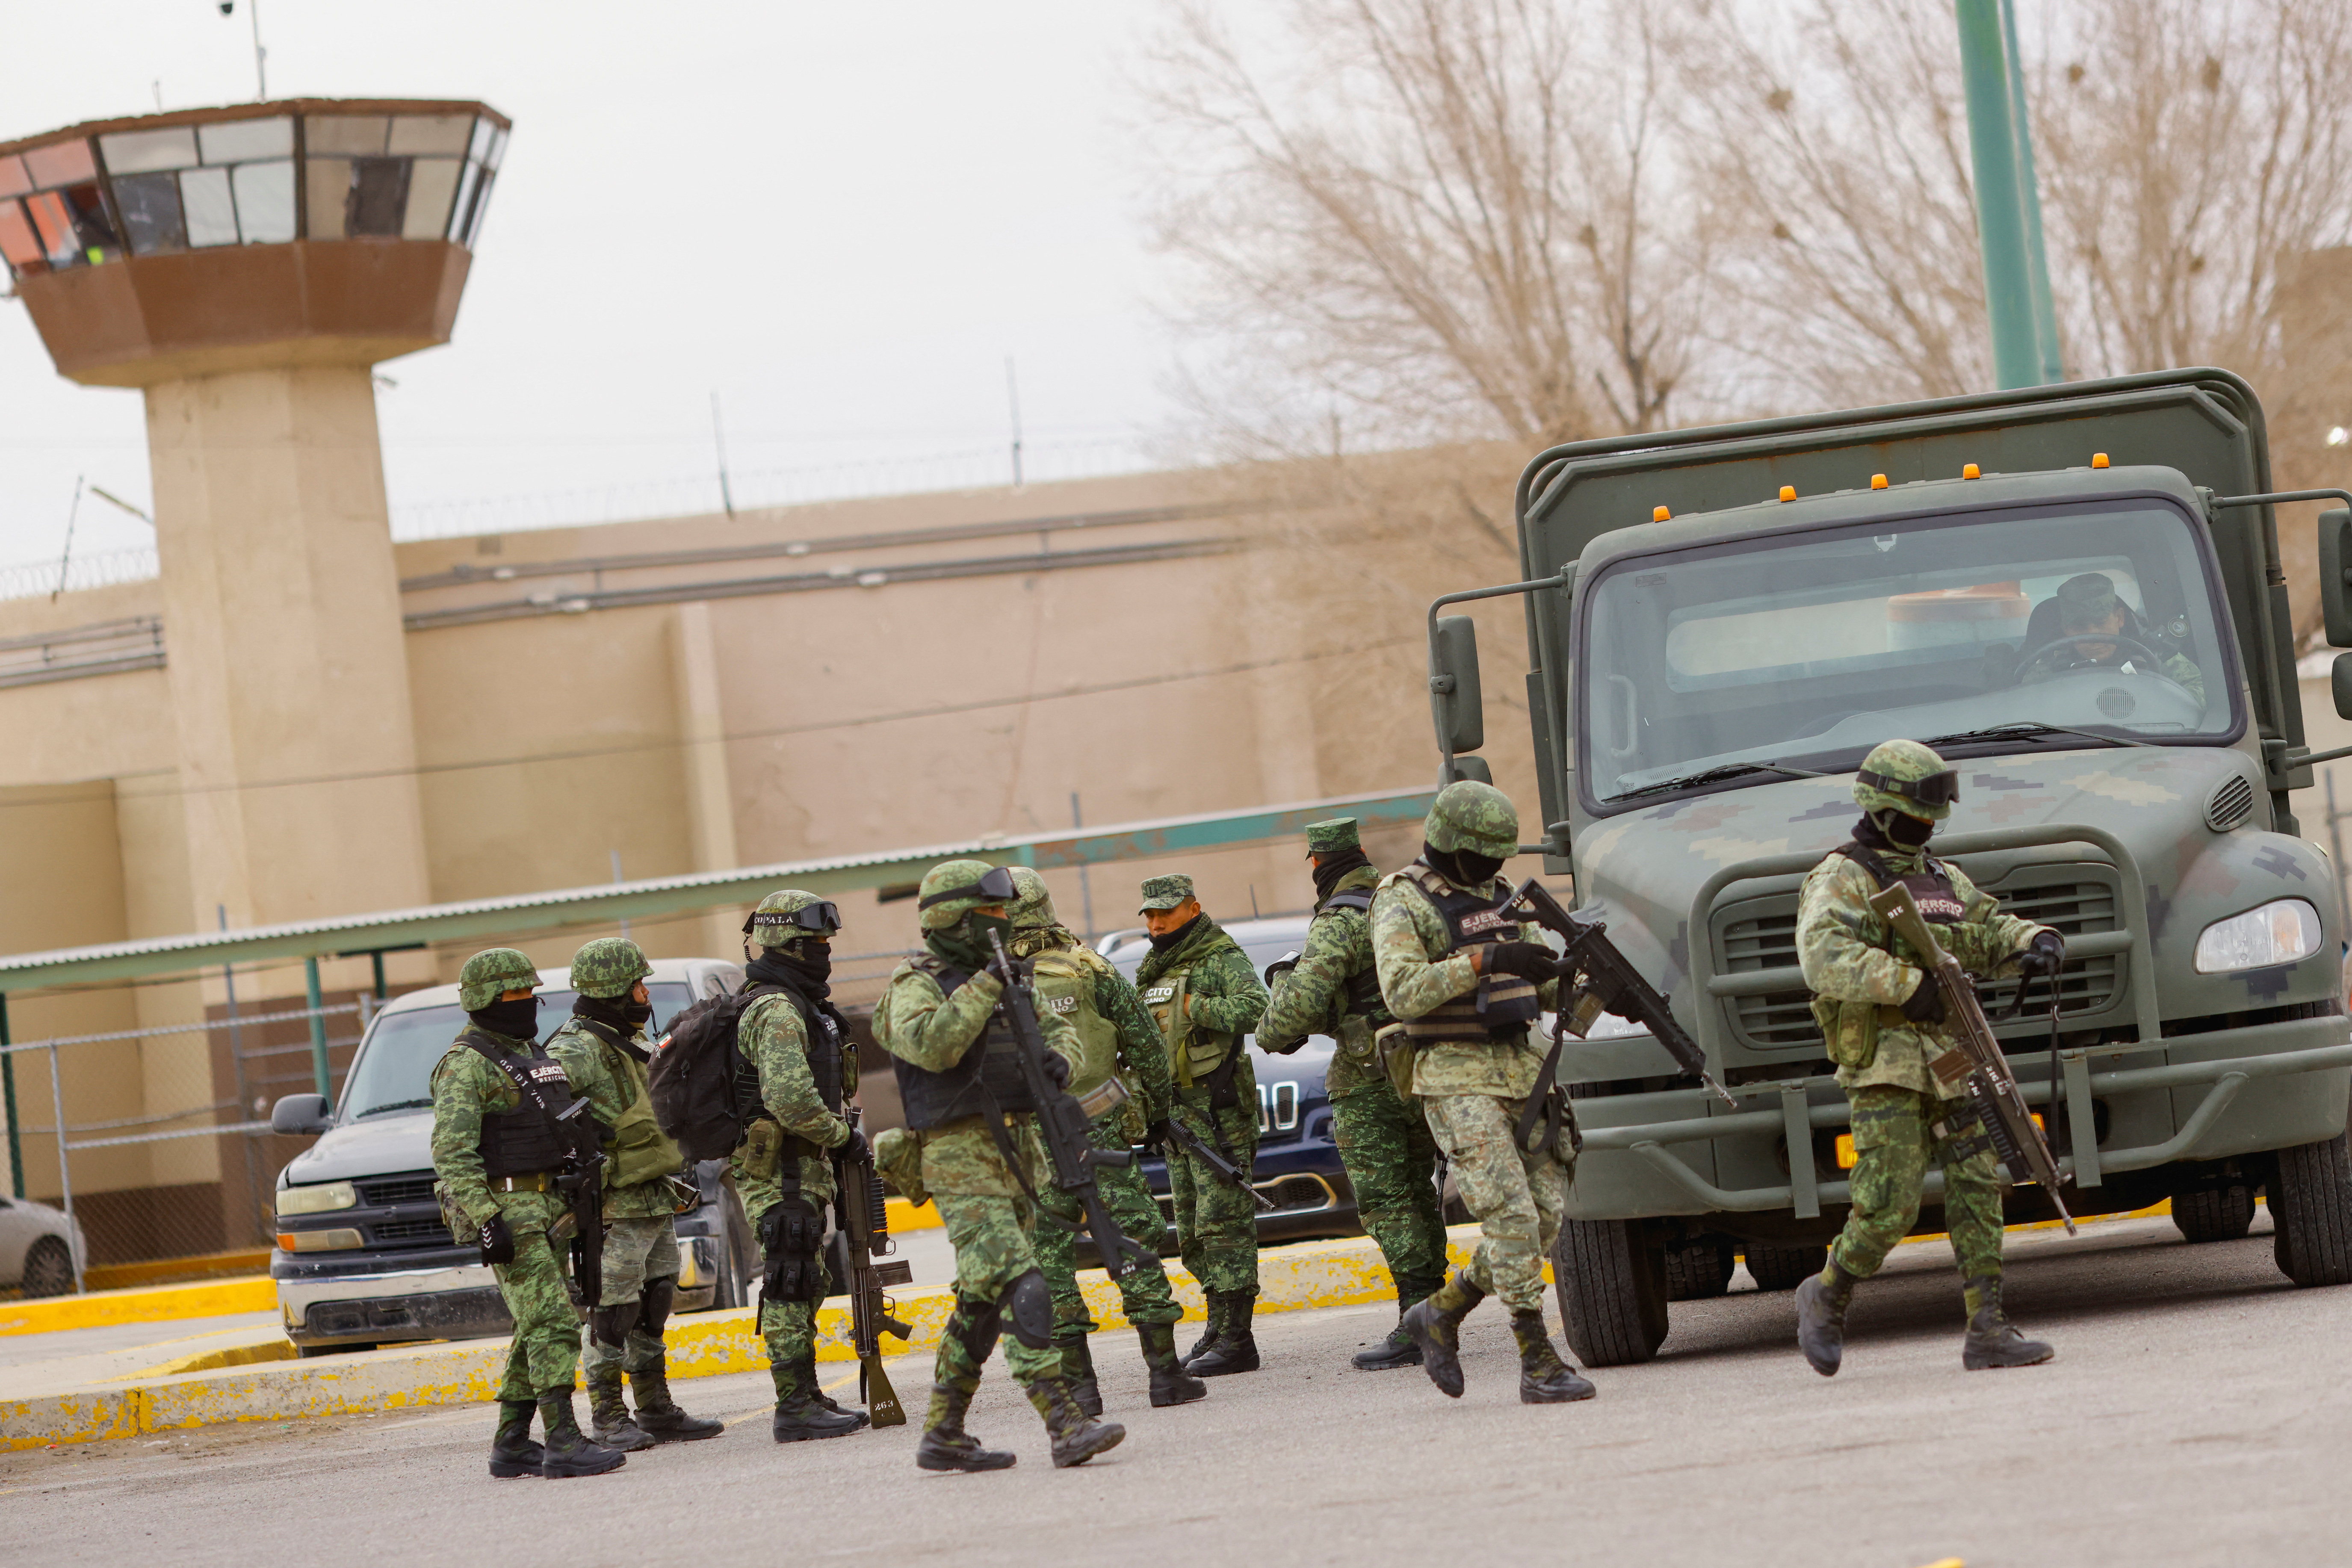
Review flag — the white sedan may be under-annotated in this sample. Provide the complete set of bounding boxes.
[0,1193,84,1296]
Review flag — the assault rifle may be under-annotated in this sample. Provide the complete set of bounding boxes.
[1157,1115,1276,1211]
[832,1107,912,1427]
[550,1098,609,1308]
[1870,882,2077,1234]
[1501,878,1737,1109]
[988,931,1156,1280]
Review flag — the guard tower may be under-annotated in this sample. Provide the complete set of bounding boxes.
[0,99,508,933]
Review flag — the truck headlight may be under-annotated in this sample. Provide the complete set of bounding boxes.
[276,1228,364,1252]
[2193,899,2322,974]
[275,1181,357,1216]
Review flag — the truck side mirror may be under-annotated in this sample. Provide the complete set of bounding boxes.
[2334,653,2352,722]
[1440,755,1494,786]
[271,1093,331,1136]
[1429,614,1485,756]
[2320,509,2352,647]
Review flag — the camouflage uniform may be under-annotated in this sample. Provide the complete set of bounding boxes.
[430,948,624,1478]
[1259,816,1445,1368]
[2020,571,2204,706]
[1132,873,1269,1373]
[1793,740,2060,1376]
[877,858,1122,1471]
[1006,867,1203,1413]
[546,937,719,1448]
[1377,782,1594,1403]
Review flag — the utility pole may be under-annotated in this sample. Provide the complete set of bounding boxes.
[1005,356,1024,488]
[1955,0,2057,390]
[1998,0,2063,384]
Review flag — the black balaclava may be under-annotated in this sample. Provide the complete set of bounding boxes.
[1856,809,1935,852]
[1423,840,1504,888]
[928,910,1009,972]
[470,994,541,1043]
[746,939,832,998]
[1148,912,1205,953]
[573,989,652,1032]
[1311,846,1372,904]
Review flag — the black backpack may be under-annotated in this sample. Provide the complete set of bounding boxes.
[647,987,770,1162]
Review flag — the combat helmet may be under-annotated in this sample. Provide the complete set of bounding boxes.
[1853,739,1959,821]
[569,936,652,999]
[916,859,1020,931]
[458,947,540,1010]
[745,889,842,949]
[1424,780,1520,860]
[1008,866,1058,930]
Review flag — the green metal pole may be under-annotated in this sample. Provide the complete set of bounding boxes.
[304,956,331,1102]
[0,993,21,1199]
[1956,0,2042,390]
[1999,0,2063,382]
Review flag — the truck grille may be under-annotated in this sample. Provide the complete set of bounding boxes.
[1716,873,2124,1051]
[359,1175,440,1207]
[371,1216,458,1243]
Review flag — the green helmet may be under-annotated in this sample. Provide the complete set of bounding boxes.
[569,936,651,999]
[1009,866,1058,930]
[1853,738,1959,821]
[745,889,841,949]
[459,948,541,1011]
[1424,780,1520,859]
[916,859,1020,931]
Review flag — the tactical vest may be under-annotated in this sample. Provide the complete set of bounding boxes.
[1318,889,1393,1026]
[1831,842,1967,935]
[1397,862,1543,1043]
[1141,963,1237,1090]
[1025,946,1122,1097]
[1809,842,1971,1068]
[742,983,850,1157]
[570,1019,685,1190]
[467,1030,577,1179]
[892,959,1032,1129]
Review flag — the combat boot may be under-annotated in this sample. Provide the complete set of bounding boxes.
[1187,1290,1260,1376]
[488,1400,544,1479]
[583,1364,656,1452]
[913,1379,1016,1472]
[1400,1269,1486,1398]
[1180,1296,1225,1368]
[771,1356,866,1442]
[1510,1311,1597,1403]
[1027,1374,1126,1468]
[798,1354,870,1431]
[1061,1337,1103,1416]
[629,1360,723,1442]
[536,1388,626,1478]
[1960,1276,2054,1370]
[1136,1321,1207,1407]
[1795,1259,1859,1378]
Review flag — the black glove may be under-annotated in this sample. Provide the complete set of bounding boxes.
[1900,971,1947,1026]
[1042,1049,1072,1089]
[476,1211,515,1266]
[2014,929,2065,982]
[836,1128,872,1165]
[1483,940,1560,983]
[1142,1118,1175,1154]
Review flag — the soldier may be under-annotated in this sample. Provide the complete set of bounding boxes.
[544,937,723,1450]
[1132,873,1270,1376]
[1259,817,1446,1370]
[1006,866,1207,1414]
[1373,782,1594,1405]
[1793,739,2066,1375]
[2021,571,2204,706]
[429,947,625,1479]
[873,858,1126,1471]
[729,889,873,1441]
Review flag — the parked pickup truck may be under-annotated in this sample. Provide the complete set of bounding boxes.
[267,958,755,1355]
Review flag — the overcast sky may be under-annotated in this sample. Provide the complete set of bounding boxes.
[0,0,1182,573]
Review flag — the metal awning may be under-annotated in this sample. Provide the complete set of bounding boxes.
[0,786,1438,992]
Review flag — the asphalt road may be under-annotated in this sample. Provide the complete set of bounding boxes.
[5,1214,2343,1568]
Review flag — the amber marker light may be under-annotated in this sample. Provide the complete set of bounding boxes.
[1870,474,1888,490]
[1653,505,1671,521]
[2092,452,2110,468]
[1962,463,1981,479]
[1778,484,1797,502]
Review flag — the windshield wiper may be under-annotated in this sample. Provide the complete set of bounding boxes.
[1920,721,2150,751]
[1611,760,1827,801]
[355,1098,434,1119]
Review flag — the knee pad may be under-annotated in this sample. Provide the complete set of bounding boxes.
[638,1275,677,1337]
[589,1301,639,1353]
[1002,1268,1055,1351]
[952,1290,1004,1362]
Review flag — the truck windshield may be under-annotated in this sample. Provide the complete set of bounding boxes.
[1579,499,2235,804]
[338,983,697,1122]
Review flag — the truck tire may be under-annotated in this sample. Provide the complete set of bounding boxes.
[2171,1184,2255,1244]
[2269,1134,2352,1287]
[1664,1236,1734,1300]
[18,1237,73,1297]
[1555,1219,1669,1366]
[1742,1241,1827,1292]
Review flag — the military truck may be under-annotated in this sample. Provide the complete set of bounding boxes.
[1425,368,2352,1365]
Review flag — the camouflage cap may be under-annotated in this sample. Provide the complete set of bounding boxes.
[1009,866,1058,930]
[1137,873,1196,912]
[2054,572,2124,631]
[458,948,541,1011]
[746,888,841,948]
[1853,738,1959,821]
[1424,780,1519,859]
[1304,817,1360,857]
[916,859,1019,931]
[569,936,652,999]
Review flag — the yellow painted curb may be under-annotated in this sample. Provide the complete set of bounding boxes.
[83,1249,272,1293]
[883,1195,941,1233]
[0,1276,277,1339]
[130,1337,300,1379]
